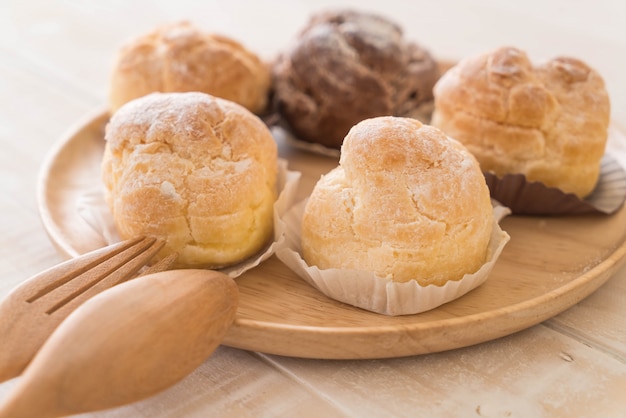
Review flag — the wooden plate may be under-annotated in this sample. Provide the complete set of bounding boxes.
[37,110,626,359]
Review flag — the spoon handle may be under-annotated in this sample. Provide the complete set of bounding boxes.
[0,269,238,418]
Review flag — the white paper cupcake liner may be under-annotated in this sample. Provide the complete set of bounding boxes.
[276,200,511,316]
[271,126,341,158]
[77,159,301,278]
[269,100,435,159]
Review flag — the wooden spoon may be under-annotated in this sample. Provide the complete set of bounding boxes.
[0,269,238,418]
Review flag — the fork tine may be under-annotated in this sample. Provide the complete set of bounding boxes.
[21,236,146,303]
[50,239,169,317]
[32,237,161,315]
[137,253,178,277]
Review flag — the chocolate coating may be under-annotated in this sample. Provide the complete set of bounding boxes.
[272,10,440,149]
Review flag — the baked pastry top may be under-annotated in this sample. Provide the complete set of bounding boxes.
[301,116,494,285]
[109,21,271,115]
[102,92,278,268]
[431,46,611,198]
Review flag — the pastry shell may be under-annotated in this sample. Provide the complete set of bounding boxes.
[78,159,301,278]
[276,200,510,316]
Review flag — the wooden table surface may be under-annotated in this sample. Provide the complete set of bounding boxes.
[1,1,626,417]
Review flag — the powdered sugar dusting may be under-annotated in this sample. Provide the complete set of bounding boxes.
[108,92,225,145]
[161,21,196,42]
[160,181,180,200]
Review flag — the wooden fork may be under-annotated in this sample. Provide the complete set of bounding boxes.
[0,236,176,383]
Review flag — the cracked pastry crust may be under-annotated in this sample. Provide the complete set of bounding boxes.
[271,9,440,149]
[102,92,278,268]
[109,21,270,115]
[431,46,610,198]
[301,116,493,285]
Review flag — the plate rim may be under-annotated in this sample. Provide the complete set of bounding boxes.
[37,107,111,259]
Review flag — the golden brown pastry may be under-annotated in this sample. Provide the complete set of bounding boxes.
[301,116,494,286]
[102,92,278,268]
[431,46,611,198]
[109,21,270,114]
[272,9,440,149]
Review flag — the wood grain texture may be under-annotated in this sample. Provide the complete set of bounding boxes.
[258,326,626,418]
[38,112,626,359]
[0,269,238,418]
[0,237,170,383]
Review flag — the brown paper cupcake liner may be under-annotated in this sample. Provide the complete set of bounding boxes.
[485,154,626,215]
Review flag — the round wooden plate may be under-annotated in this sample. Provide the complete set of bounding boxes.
[38,109,626,359]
